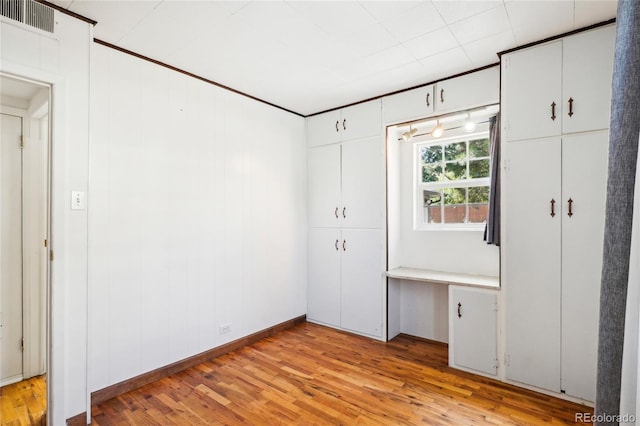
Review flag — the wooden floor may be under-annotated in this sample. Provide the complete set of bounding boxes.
[91,323,592,425]
[0,375,46,426]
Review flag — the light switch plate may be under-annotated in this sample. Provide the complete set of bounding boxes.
[71,191,85,210]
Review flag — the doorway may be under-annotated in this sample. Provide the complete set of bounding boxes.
[0,75,50,424]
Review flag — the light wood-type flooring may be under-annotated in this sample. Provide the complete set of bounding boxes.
[0,375,46,426]
[90,322,592,425]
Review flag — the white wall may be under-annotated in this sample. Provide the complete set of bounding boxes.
[88,44,307,392]
[621,136,640,425]
[1,14,91,423]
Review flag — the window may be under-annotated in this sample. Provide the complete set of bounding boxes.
[416,131,490,229]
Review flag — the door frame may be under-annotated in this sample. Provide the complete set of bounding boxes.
[0,75,52,419]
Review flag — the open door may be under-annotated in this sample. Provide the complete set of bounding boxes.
[0,75,50,424]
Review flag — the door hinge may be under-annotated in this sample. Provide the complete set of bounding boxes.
[21,337,24,352]
[50,249,54,261]
[504,354,510,366]
[44,239,47,248]
[20,136,24,149]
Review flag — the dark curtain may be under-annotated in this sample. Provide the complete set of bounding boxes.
[484,114,500,245]
[596,1,640,424]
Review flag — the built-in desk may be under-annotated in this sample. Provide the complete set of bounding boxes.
[386,267,499,289]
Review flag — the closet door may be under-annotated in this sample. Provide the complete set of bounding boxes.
[308,144,341,228]
[502,41,562,142]
[340,229,384,338]
[505,137,562,392]
[307,228,342,327]
[341,137,384,229]
[561,131,608,401]
[307,110,342,148]
[562,26,615,135]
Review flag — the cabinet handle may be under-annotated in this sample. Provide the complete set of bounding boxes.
[568,97,574,117]
[426,92,430,107]
[550,199,556,217]
[568,198,574,217]
[335,120,339,132]
[440,88,444,103]
[551,102,557,121]
[335,239,339,251]
[335,207,339,219]
[457,302,462,318]
[342,207,346,218]
[342,240,346,251]
[343,118,346,131]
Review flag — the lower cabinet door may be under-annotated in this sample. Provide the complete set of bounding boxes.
[307,228,341,327]
[449,286,498,376]
[340,229,384,338]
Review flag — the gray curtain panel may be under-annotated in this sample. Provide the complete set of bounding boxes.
[484,114,500,245]
[596,1,640,424]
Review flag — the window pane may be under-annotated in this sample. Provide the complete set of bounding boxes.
[469,138,490,158]
[421,146,441,164]
[444,142,466,161]
[469,158,490,179]
[443,187,466,224]
[424,190,442,224]
[469,186,490,223]
[444,161,467,180]
[422,164,443,182]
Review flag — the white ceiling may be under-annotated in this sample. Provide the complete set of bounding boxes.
[49,0,618,116]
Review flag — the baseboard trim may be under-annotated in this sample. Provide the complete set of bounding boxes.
[91,315,306,406]
[66,411,86,426]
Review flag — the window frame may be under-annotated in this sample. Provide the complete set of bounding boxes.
[414,129,491,231]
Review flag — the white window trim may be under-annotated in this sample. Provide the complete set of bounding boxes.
[414,129,491,231]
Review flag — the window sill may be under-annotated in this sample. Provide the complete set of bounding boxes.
[386,267,500,289]
[414,224,486,232]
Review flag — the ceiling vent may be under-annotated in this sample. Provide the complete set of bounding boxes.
[1,0,54,33]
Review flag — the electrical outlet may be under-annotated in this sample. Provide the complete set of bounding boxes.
[219,323,232,334]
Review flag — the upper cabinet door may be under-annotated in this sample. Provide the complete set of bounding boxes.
[382,85,434,124]
[434,66,499,113]
[502,41,563,142]
[308,144,341,228]
[341,137,385,229]
[562,25,615,134]
[340,100,381,142]
[307,110,342,148]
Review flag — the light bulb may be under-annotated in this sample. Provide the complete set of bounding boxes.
[464,113,476,132]
[431,121,443,138]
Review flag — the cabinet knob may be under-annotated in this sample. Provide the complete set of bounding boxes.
[335,239,339,251]
[550,199,556,217]
[342,207,346,218]
[568,97,574,117]
[551,102,557,121]
[335,207,339,219]
[343,118,346,131]
[342,240,346,251]
[440,88,444,103]
[457,302,462,318]
[426,92,430,107]
[335,120,339,132]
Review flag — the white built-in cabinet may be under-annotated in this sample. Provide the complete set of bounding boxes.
[502,24,614,402]
[307,100,386,339]
[308,101,382,148]
[382,67,499,124]
[449,286,498,377]
[433,66,499,113]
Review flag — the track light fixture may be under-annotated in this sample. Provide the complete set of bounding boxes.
[464,112,476,132]
[401,126,418,142]
[431,120,443,138]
